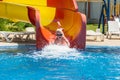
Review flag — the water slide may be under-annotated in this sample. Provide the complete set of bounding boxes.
[0,0,86,50]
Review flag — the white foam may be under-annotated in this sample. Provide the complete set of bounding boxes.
[28,45,83,60]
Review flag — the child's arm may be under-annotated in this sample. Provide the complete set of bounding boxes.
[63,36,70,47]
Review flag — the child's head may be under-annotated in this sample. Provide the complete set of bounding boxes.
[56,28,64,37]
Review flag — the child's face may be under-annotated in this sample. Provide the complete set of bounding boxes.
[56,31,63,38]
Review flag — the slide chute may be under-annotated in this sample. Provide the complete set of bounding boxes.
[0,0,86,50]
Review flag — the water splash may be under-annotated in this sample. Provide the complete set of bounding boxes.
[28,45,83,60]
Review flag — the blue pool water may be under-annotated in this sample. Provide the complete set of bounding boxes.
[0,45,120,80]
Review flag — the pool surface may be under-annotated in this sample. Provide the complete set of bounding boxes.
[0,45,120,80]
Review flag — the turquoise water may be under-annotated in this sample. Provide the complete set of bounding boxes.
[0,45,120,80]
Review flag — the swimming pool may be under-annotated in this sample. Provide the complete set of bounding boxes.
[0,45,120,80]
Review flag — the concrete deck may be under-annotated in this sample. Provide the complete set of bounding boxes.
[86,36,120,47]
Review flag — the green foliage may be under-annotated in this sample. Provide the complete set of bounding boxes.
[13,21,26,31]
[87,23,108,33]
[0,18,13,31]
[25,23,34,27]
[0,18,34,32]
[4,24,22,32]
[87,24,98,31]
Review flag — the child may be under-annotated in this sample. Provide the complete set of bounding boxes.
[54,28,70,47]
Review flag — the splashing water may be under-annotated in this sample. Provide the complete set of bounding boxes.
[29,45,83,60]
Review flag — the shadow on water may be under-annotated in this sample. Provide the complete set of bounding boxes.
[86,46,120,54]
[0,44,36,55]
